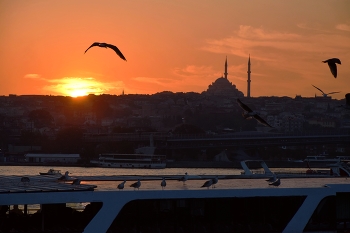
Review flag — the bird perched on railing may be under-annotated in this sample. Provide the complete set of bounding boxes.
[201,179,213,189]
[118,180,126,190]
[269,178,281,187]
[58,171,70,181]
[161,177,166,190]
[266,174,277,182]
[130,179,141,190]
[178,172,188,185]
[84,42,127,61]
[211,176,218,188]
[322,58,341,78]
[72,179,81,185]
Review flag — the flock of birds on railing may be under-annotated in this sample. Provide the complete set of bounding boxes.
[119,173,220,191]
[40,171,281,190]
[18,172,219,190]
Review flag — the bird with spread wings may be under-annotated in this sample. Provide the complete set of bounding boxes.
[322,58,341,78]
[84,42,127,61]
[312,85,340,97]
[237,98,273,128]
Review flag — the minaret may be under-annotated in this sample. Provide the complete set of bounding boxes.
[247,55,251,98]
[224,56,228,79]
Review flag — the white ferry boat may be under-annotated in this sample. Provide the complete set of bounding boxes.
[1,174,350,232]
[94,135,167,169]
[97,153,166,169]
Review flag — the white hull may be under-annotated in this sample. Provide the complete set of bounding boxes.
[96,152,167,169]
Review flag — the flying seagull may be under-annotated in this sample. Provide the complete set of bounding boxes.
[118,180,126,190]
[161,177,166,190]
[84,42,127,61]
[237,98,273,128]
[337,93,350,110]
[312,85,340,97]
[130,179,141,190]
[322,58,341,78]
[201,179,213,189]
[178,172,188,185]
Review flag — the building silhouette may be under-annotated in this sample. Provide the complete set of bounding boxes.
[204,57,244,97]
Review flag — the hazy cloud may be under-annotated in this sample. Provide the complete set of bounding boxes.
[336,23,350,32]
[237,25,300,40]
[201,25,350,79]
[132,77,169,86]
[24,74,42,79]
[296,23,330,33]
[173,65,219,78]
[203,25,350,59]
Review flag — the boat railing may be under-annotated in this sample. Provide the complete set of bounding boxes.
[274,170,330,176]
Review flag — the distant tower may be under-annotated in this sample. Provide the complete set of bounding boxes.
[247,55,251,98]
[224,56,228,79]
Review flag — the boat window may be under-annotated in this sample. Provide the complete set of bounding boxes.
[108,196,306,233]
[304,196,336,232]
[0,202,102,233]
[304,193,350,232]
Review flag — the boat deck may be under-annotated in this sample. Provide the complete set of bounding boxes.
[0,175,97,193]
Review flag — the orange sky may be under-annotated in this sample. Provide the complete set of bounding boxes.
[1,0,349,99]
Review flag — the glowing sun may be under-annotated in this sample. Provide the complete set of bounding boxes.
[50,77,105,97]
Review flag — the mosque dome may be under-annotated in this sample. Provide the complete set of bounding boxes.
[205,76,244,97]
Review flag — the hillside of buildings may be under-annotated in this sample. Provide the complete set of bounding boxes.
[0,90,349,163]
[1,63,349,165]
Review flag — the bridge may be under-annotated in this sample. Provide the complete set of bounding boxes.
[83,130,350,149]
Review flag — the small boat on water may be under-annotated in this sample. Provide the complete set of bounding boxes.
[39,168,62,176]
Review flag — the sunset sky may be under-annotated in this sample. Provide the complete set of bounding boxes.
[1,1,349,99]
